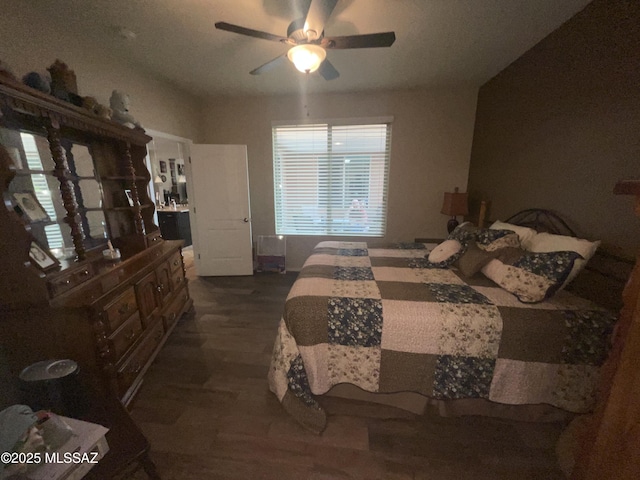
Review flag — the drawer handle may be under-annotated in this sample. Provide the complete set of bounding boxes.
[118,304,130,316]
[156,284,163,293]
[173,260,179,266]
[81,270,91,277]
[64,279,71,285]
[125,330,137,340]
[175,277,182,284]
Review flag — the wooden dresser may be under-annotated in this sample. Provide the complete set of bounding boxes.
[0,75,192,405]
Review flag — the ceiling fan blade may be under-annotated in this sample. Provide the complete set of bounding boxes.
[250,55,288,75]
[215,22,287,43]
[324,32,396,49]
[304,0,338,39]
[318,59,339,81]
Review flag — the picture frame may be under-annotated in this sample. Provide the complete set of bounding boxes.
[13,192,49,222]
[159,160,167,173]
[6,147,23,170]
[124,189,135,207]
[177,164,184,176]
[29,240,60,272]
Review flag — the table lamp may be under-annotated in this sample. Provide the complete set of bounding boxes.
[441,187,469,233]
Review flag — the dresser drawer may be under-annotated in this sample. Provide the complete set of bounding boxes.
[163,287,189,331]
[170,267,185,292]
[48,265,94,297]
[117,319,165,396]
[168,250,183,273]
[109,312,143,361]
[104,287,138,332]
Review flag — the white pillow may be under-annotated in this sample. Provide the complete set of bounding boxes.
[428,239,462,263]
[527,232,601,286]
[490,221,537,248]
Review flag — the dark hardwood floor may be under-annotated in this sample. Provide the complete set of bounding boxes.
[129,247,566,479]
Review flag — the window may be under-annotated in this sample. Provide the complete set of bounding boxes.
[273,120,391,236]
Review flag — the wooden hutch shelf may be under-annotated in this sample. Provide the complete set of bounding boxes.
[0,75,192,405]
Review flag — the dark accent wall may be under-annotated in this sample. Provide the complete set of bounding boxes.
[467,0,639,255]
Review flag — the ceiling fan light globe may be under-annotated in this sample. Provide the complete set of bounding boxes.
[287,44,326,73]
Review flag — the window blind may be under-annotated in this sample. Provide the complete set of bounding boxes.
[273,121,391,236]
[21,133,64,248]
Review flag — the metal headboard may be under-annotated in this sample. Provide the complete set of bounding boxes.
[504,209,577,237]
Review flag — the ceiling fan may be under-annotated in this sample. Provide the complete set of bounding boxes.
[215,0,396,80]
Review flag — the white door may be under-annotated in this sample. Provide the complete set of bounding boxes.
[189,144,253,276]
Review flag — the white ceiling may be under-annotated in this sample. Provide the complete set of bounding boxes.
[21,0,592,97]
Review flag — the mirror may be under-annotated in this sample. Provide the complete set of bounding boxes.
[0,127,109,259]
[63,141,108,250]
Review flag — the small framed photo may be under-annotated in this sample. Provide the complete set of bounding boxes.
[159,160,167,173]
[177,164,184,175]
[13,192,49,222]
[29,240,60,272]
[124,189,135,207]
[6,147,23,170]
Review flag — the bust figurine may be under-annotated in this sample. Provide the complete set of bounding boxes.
[109,90,142,128]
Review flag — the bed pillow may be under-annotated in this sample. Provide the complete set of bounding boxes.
[453,241,497,277]
[526,232,600,288]
[490,221,537,248]
[423,224,476,267]
[427,224,518,266]
[475,228,521,252]
[481,247,584,303]
[448,223,477,242]
[428,239,463,263]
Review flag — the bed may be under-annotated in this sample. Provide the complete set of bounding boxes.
[268,210,620,433]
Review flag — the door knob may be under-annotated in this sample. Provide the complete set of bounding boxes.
[243,218,249,222]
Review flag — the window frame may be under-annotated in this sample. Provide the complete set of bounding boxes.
[272,117,393,237]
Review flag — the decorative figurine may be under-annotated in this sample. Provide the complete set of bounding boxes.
[47,59,78,102]
[82,96,112,120]
[109,90,142,128]
[22,72,51,94]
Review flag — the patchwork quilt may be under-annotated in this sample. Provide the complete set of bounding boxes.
[268,241,616,433]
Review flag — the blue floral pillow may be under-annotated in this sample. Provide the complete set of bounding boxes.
[482,248,584,303]
[475,229,520,251]
[447,224,477,247]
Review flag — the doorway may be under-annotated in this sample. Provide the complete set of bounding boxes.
[145,130,192,245]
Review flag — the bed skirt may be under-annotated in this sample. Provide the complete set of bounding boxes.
[324,383,575,423]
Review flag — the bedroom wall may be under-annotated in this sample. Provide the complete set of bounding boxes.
[200,88,478,270]
[0,4,201,141]
[467,0,640,256]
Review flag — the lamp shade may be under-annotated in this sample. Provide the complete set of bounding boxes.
[287,44,326,73]
[441,189,469,217]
